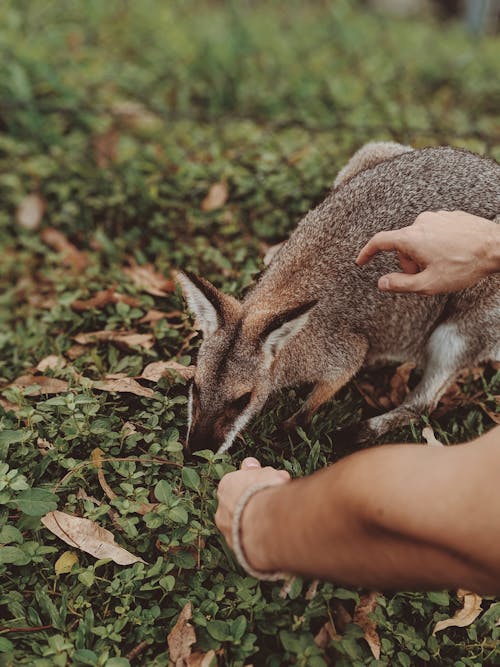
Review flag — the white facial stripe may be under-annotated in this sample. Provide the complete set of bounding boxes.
[217,403,257,455]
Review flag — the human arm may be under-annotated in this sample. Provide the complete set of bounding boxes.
[215,427,500,593]
[355,210,500,295]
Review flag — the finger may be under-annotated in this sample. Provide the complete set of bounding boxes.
[397,251,419,274]
[241,457,261,470]
[278,470,291,481]
[356,230,404,266]
[378,270,432,294]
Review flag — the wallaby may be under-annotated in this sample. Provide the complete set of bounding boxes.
[178,142,500,454]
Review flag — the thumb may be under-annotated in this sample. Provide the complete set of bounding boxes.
[241,457,261,470]
[378,271,431,294]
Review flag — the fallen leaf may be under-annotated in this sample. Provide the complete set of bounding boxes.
[201,182,228,212]
[314,620,338,649]
[37,437,55,456]
[332,600,352,634]
[41,510,146,565]
[122,421,138,437]
[279,576,296,599]
[65,344,87,360]
[354,592,381,660]
[91,448,117,500]
[36,355,67,373]
[16,193,46,230]
[54,550,78,575]
[474,401,500,425]
[73,330,155,351]
[0,397,20,413]
[111,100,162,131]
[124,258,175,297]
[389,361,415,406]
[139,309,184,324]
[40,228,88,271]
[136,502,160,516]
[187,650,217,667]
[433,589,483,634]
[167,602,197,666]
[422,426,444,447]
[94,377,155,398]
[93,126,120,168]
[10,375,69,395]
[305,579,320,600]
[140,360,195,383]
[71,289,140,311]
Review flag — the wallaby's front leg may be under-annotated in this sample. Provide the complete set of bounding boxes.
[283,339,368,433]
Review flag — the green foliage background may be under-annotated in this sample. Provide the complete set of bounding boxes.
[0,1,499,665]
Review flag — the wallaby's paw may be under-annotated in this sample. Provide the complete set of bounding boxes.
[281,409,311,435]
[335,421,377,446]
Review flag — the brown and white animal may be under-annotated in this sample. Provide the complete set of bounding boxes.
[178,142,500,453]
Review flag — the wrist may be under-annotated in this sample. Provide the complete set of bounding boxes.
[239,484,285,573]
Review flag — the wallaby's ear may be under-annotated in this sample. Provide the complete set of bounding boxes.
[177,271,242,337]
[260,300,317,360]
[177,271,226,337]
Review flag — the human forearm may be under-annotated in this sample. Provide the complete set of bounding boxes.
[241,428,500,592]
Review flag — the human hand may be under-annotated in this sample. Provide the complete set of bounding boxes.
[215,457,290,570]
[356,210,499,295]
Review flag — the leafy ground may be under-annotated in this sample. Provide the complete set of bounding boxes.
[0,1,499,665]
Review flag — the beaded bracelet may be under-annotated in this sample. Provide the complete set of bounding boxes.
[231,481,289,581]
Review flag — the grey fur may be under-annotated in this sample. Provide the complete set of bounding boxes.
[180,143,500,453]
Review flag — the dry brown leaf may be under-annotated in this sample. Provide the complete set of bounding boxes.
[41,510,146,565]
[167,602,197,666]
[71,289,140,312]
[474,401,500,425]
[37,437,55,456]
[279,576,296,599]
[187,650,217,667]
[93,126,120,168]
[111,100,162,131]
[40,228,88,271]
[389,361,415,406]
[65,344,88,360]
[91,448,117,500]
[94,377,155,398]
[314,620,338,649]
[138,309,184,324]
[10,375,69,395]
[73,330,155,351]
[354,592,381,660]
[36,355,67,373]
[0,397,19,413]
[305,579,320,601]
[422,426,444,447]
[136,502,159,516]
[201,182,228,212]
[122,421,138,437]
[332,600,352,634]
[16,193,46,230]
[140,360,195,383]
[124,258,175,297]
[433,589,483,635]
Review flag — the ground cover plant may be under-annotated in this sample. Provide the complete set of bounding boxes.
[0,1,499,665]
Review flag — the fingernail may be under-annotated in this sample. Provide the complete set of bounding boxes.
[241,457,261,469]
[379,277,389,290]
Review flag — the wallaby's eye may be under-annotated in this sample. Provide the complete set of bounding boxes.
[231,391,252,411]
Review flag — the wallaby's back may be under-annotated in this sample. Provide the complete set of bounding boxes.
[244,147,500,364]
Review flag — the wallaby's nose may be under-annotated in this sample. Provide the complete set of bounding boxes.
[186,426,220,454]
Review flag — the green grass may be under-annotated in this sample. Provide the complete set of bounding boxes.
[0,1,499,665]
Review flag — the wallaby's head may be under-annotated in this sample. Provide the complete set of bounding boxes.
[177,271,316,454]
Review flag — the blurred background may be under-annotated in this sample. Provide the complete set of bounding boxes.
[1,0,499,281]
